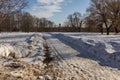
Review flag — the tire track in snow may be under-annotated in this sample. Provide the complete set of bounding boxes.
[44,36,72,72]
[43,33,88,79]
[43,33,120,80]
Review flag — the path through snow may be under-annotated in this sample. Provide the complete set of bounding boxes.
[44,33,120,80]
[0,32,120,80]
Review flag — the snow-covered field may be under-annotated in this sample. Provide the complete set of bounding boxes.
[0,32,120,80]
[0,32,47,80]
[44,32,120,80]
[56,33,120,62]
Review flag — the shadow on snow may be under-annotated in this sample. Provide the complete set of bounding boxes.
[48,33,120,70]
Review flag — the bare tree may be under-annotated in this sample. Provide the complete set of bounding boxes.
[73,12,83,32]
[87,0,120,35]
[66,12,83,32]
[0,0,27,31]
[105,0,120,33]
[67,14,74,27]
[21,12,33,32]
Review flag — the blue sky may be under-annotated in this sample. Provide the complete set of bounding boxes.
[26,0,90,24]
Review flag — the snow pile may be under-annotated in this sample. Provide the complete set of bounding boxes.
[25,34,44,50]
[57,33,120,62]
[0,33,44,58]
[0,44,15,58]
[0,42,29,58]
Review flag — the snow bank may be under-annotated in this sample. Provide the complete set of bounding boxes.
[57,33,120,62]
[0,33,44,58]
[0,44,15,58]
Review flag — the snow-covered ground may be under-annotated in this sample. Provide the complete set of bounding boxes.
[0,32,44,59]
[44,32,120,80]
[0,32,47,80]
[0,32,120,80]
[55,32,120,62]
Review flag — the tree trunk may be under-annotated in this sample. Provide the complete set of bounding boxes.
[114,27,119,33]
[106,28,110,35]
[79,21,82,32]
[79,27,81,32]
[101,27,103,34]
[99,25,103,34]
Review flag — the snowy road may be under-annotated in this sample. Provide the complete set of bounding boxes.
[44,33,120,80]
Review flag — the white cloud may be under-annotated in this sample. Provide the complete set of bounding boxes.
[37,0,64,4]
[30,0,64,18]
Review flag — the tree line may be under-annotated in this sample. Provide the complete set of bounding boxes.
[0,0,120,35]
[62,0,120,35]
[0,0,55,32]
[0,12,55,32]
[85,0,120,35]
